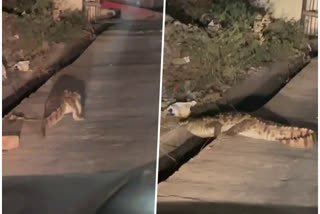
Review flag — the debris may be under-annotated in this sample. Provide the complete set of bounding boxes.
[172,56,190,65]
[14,60,30,72]
[3,136,20,151]
[2,64,7,80]
[207,20,222,33]
[200,13,214,25]
[208,20,215,27]
[8,34,20,41]
[165,101,197,118]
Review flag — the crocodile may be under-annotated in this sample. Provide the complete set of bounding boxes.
[41,90,84,137]
[4,75,86,137]
[180,112,316,149]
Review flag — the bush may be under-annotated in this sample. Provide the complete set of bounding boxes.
[181,0,308,85]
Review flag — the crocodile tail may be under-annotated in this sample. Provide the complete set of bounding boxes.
[279,131,316,149]
[239,121,316,149]
[265,125,316,148]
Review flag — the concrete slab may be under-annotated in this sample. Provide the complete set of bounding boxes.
[255,58,318,130]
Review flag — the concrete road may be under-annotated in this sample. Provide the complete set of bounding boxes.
[3,21,162,176]
[157,58,318,213]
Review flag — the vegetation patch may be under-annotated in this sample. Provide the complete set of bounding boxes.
[3,0,91,69]
[163,0,309,104]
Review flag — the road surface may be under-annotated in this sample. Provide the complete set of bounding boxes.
[3,20,162,176]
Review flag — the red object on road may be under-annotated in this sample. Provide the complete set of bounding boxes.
[100,0,163,21]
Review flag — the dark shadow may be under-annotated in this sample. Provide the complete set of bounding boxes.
[2,118,23,137]
[96,162,157,214]
[253,107,318,131]
[192,94,317,131]
[48,74,87,109]
[308,36,318,57]
[43,74,87,119]
[157,201,317,214]
[190,56,310,118]
[158,135,212,183]
[3,161,157,214]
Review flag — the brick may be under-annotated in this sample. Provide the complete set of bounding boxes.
[3,136,20,151]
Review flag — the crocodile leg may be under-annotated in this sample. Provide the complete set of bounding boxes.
[224,119,256,136]
[205,121,223,138]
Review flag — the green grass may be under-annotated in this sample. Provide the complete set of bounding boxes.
[174,0,308,86]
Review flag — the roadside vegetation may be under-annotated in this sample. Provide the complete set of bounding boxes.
[163,0,309,104]
[3,0,91,70]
